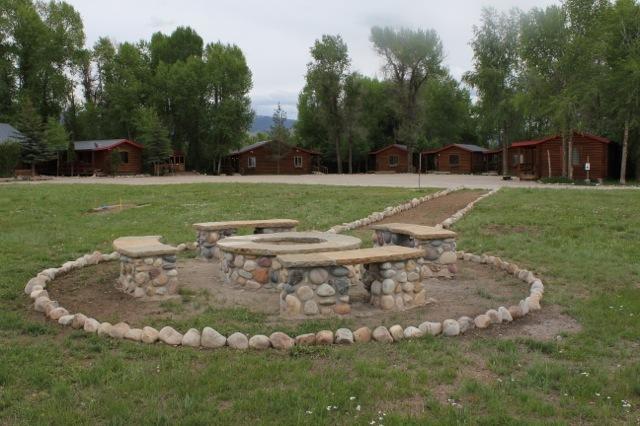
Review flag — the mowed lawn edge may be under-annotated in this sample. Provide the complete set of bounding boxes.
[0,184,638,424]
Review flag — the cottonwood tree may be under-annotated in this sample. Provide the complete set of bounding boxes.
[370,26,444,170]
[134,106,172,175]
[464,8,522,177]
[601,0,640,183]
[268,103,291,174]
[302,35,351,173]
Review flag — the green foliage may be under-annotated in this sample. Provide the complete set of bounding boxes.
[370,26,444,155]
[109,150,122,175]
[133,106,172,172]
[0,141,21,177]
[15,98,48,172]
[43,117,69,152]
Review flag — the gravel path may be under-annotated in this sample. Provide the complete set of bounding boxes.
[3,173,637,190]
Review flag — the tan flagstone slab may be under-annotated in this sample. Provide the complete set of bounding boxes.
[370,223,457,240]
[278,245,424,268]
[113,236,177,258]
[193,219,299,231]
[216,231,361,256]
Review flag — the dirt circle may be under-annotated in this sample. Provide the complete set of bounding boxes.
[46,256,538,331]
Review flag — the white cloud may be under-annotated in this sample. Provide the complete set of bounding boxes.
[67,0,559,119]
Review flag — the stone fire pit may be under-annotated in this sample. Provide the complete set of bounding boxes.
[216,232,361,290]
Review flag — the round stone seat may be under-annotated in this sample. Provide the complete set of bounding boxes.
[216,232,362,290]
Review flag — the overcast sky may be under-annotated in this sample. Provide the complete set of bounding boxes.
[67,0,558,119]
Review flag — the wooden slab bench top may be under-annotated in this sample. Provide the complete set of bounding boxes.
[193,219,299,231]
[370,223,457,240]
[277,246,424,268]
[113,236,178,258]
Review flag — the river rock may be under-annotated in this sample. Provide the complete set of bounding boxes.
[249,334,271,349]
[296,285,314,301]
[389,324,404,341]
[372,326,393,343]
[295,333,316,345]
[474,314,491,329]
[227,332,249,349]
[442,319,460,337]
[335,328,354,344]
[125,328,143,342]
[418,321,442,336]
[498,306,513,322]
[382,279,396,294]
[110,322,130,339]
[284,294,302,315]
[458,316,474,333]
[303,300,319,315]
[316,283,335,297]
[526,296,541,311]
[97,322,112,336]
[34,296,51,312]
[309,268,328,284]
[71,313,87,329]
[438,251,457,264]
[83,318,100,333]
[334,303,351,315]
[353,327,372,343]
[243,260,257,272]
[519,299,530,315]
[159,326,183,345]
[58,315,74,326]
[315,330,334,345]
[403,326,424,339]
[201,327,226,348]
[182,328,201,347]
[48,307,69,320]
[270,332,294,350]
[141,326,159,343]
[508,305,523,319]
[486,309,501,324]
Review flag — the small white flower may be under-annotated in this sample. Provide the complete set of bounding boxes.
[356,405,361,411]
[326,406,331,411]
[350,396,356,401]
[306,410,312,415]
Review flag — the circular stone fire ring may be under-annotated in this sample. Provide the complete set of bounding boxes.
[216,232,362,290]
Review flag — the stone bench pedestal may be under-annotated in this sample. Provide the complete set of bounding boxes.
[113,236,179,297]
[371,223,457,278]
[193,219,299,261]
[277,246,425,317]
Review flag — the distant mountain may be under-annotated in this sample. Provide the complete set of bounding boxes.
[250,115,296,134]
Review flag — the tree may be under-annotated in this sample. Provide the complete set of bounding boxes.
[268,103,291,174]
[0,141,21,177]
[302,35,351,173]
[134,106,172,175]
[342,73,366,173]
[601,0,640,183]
[202,42,254,173]
[43,117,69,175]
[370,26,444,170]
[15,98,49,175]
[464,8,522,177]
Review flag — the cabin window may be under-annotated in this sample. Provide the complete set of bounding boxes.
[449,154,460,166]
[293,156,303,168]
[388,155,399,167]
[120,151,129,164]
[247,156,256,168]
[572,147,580,166]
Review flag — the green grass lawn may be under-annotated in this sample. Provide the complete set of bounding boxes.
[0,183,639,425]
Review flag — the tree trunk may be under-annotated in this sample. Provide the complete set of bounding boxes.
[348,137,353,174]
[335,134,342,174]
[567,131,574,180]
[620,117,629,184]
[31,162,35,177]
[561,131,567,178]
[501,127,508,177]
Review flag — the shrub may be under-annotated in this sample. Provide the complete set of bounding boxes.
[0,141,21,177]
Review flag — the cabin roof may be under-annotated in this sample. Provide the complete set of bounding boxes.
[73,139,143,151]
[369,144,408,155]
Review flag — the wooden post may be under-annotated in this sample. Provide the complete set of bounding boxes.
[547,150,551,177]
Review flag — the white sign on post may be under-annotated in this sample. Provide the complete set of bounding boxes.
[584,163,591,171]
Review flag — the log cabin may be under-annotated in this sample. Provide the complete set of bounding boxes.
[422,144,488,174]
[506,132,611,180]
[369,144,410,173]
[224,140,321,175]
[72,139,143,175]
